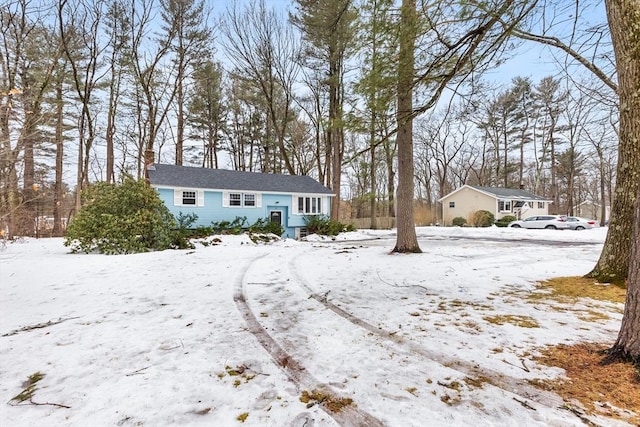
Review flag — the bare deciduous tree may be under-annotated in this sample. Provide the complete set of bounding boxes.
[221,0,301,174]
[58,0,108,209]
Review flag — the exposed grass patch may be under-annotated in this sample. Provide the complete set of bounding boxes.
[483,315,539,328]
[405,387,418,396]
[453,320,483,334]
[299,389,354,412]
[236,412,249,423]
[438,379,462,391]
[531,342,639,424]
[530,276,626,303]
[463,375,492,389]
[224,365,255,387]
[436,299,492,313]
[436,379,463,406]
[439,393,461,406]
[576,309,611,323]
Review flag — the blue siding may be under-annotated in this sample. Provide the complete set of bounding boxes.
[155,187,329,239]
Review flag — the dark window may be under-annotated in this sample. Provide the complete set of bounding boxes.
[244,194,255,207]
[538,201,545,209]
[449,201,455,208]
[498,200,511,211]
[298,197,323,214]
[229,193,241,206]
[182,191,196,205]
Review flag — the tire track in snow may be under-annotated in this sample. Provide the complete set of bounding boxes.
[233,253,385,427]
[285,249,566,411]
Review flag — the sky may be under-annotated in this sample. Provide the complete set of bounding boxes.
[0,225,633,426]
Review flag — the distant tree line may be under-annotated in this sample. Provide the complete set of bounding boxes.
[0,0,618,238]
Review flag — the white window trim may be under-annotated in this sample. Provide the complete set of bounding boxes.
[222,191,261,208]
[292,195,326,215]
[498,199,512,212]
[173,189,204,207]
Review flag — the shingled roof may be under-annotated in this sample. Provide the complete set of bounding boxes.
[439,184,552,202]
[470,185,551,201]
[147,164,334,195]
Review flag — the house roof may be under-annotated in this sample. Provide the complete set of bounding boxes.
[439,185,552,202]
[147,164,334,195]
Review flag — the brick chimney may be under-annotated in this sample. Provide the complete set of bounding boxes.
[144,149,155,183]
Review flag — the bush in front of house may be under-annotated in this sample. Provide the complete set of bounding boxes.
[247,218,284,236]
[64,176,186,254]
[211,216,284,237]
[452,216,467,227]
[304,215,355,236]
[470,210,495,227]
[172,212,218,248]
[211,216,248,234]
[495,215,517,227]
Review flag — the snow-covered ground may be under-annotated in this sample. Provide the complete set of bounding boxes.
[0,226,628,426]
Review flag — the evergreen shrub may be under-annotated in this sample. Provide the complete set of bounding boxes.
[64,177,183,254]
[211,216,284,236]
[495,215,517,227]
[452,216,467,227]
[471,210,495,227]
[304,215,355,236]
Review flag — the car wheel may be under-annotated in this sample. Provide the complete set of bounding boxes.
[575,226,585,230]
[511,224,521,228]
[545,225,556,229]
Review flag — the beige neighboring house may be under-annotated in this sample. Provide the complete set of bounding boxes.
[573,200,610,222]
[439,185,552,225]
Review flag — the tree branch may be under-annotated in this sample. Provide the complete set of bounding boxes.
[510,29,618,92]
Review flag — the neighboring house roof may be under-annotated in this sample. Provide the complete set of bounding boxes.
[438,184,552,202]
[148,164,334,195]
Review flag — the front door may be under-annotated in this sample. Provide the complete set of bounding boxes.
[269,210,282,226]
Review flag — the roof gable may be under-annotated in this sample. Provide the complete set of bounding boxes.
[147,164,334,195]
[439,184,551,202]
[470,185,550,201]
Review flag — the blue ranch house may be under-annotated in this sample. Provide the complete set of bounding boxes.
[147,164,334,239]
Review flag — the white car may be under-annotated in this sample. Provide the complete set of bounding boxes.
[565,216,599,230]
[509,215,570,230]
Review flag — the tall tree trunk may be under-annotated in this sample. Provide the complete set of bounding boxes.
[53,74,65,237]
[176,61,184,166]
[588,0,640,285]
[370,133,377,229]
[599,0,640,361]
[393,0,420,253]
[106,51,119,184]
[329,52,343,220]
[608,178,640,360]
[20,92,36,236]
[549,124,558,214]
[599,146,607,226]
[385,141,395,219]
